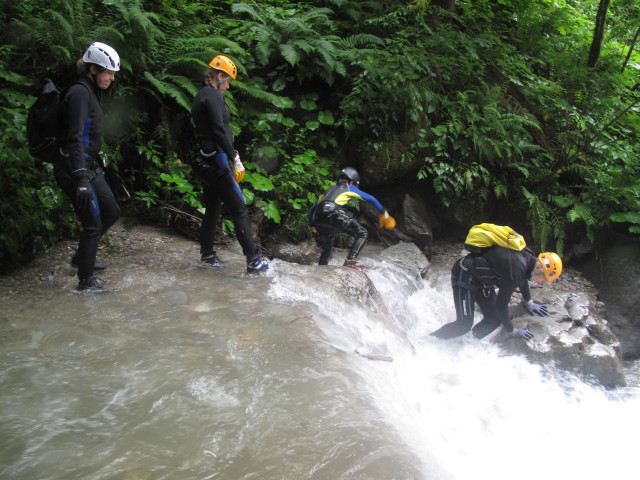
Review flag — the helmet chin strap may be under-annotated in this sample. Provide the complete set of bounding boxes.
[89,65,105,85]
[206,76,221,90]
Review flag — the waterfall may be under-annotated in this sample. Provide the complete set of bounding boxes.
[269,252,640,480]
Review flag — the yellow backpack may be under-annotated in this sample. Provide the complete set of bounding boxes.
[464,223,527,253]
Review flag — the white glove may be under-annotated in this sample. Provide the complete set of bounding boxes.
[233,153,245,182]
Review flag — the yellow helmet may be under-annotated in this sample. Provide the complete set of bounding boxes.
[208,55,237,80]
[538,252,562,282]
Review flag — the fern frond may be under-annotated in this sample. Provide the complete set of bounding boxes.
[89,27,126,45]
[557,163,594,179]
[231,2,266,24]
[280,44,301,65]
[109,0,165,40]
[289,39,315,55]
[298,8,334,24]
[338,34,385,49]
[233,80,294,109]
[143,72,192,111]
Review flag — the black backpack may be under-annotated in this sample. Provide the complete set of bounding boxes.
[27,78,88,163]
[27,78,64,163]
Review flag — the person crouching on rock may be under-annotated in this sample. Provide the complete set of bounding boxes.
[308,167,396,271]
[431,248,562,340]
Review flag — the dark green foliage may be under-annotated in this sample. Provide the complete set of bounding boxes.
[0,0,639,269]
[0,83,76,272]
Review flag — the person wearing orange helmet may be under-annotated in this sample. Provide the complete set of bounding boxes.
[431,243,562,341]
[190,54,268,272]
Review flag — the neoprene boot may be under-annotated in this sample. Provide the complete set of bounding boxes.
[77,276,111,293]
[247,251,269,272]
[200,252,220,266]
[71,253,107,270]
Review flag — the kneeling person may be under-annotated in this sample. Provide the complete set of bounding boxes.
[431,243,562,341]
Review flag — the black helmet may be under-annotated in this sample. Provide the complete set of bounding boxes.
[339,167,360,186]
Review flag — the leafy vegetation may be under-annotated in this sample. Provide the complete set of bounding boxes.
[0,0,638,271]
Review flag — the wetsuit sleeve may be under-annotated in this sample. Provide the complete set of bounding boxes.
[495,285,516,333]
[204,90,235,159]
[519,279,532,303]
[348,185,384,212]
[308,201,318,226]
[63,85,92,179]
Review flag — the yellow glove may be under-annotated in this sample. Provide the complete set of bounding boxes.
[233,153,245,183]
[377,211,396,230]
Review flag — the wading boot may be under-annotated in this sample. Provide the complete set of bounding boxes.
[71,253,107,271]
[247,251,269,273]
[200,252,220,267]
[77,276,111,293]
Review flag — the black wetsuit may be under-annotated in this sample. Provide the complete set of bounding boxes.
[54,76,120,281]
[431,246,538,339]
[191,84,258,260]
[309,181,384,265]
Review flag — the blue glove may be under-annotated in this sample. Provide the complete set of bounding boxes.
[512,328,534,340]
[524,301,548,317]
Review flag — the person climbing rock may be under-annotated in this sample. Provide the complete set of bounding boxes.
[431,225,562,340]
[309,167,396,270]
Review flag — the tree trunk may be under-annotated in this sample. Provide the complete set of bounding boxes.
[621,24,640,73]
[587,0,611,68]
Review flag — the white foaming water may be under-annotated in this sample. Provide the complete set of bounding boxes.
[270,256,640,480]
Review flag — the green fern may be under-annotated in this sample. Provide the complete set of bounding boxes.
[142,72,192,111]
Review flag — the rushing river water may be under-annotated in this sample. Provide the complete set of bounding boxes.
[1,229,638,480]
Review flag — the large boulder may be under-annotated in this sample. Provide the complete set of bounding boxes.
[496,291,625,388]
[398,193,434,251]
[581,242,640,360]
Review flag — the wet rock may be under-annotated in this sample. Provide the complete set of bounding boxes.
[269,239,320,265]
[398,193,433,251]
[579,242,640,360]
[498,292,625,388]
[376,241,430,279]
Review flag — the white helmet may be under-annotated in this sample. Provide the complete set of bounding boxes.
[83,42,120,71]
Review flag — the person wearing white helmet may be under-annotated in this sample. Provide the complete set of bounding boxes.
[53,42,122,292]
[83,41,121,72]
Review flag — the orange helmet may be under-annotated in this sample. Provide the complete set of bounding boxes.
[208,55,237,80]
[538,252,562,282]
